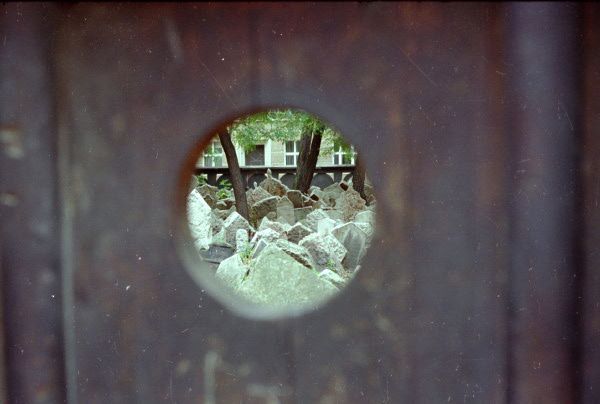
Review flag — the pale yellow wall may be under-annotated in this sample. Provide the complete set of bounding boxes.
[316,137,334,167]
[271,142,285,166]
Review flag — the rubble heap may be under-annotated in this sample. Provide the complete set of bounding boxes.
[187,171,376,308]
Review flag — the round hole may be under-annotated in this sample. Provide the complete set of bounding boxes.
[182,109,377,318]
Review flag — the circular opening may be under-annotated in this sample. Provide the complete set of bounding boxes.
[182,109,377,318]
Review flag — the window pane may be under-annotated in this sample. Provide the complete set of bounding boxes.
[285,141,294,152]
[245,145,265,166]
[296,141,301,151]
[333,155,339,165]
[342,154,351,165]
[286,155,295,166]
[214,156,223,167]
[204,156,212,167]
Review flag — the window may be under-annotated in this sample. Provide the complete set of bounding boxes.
[332,144,356,165]
[284,140,301,166]
[203,140,223,167]
[245,144,265,166]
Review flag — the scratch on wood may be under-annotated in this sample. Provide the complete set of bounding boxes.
[400,48,438,87]
[199,60,238,109]
[164,18,184,64]
[557,98,574,131]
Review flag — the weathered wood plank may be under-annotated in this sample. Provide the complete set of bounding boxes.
[55,4,295,402]
[0,3,66,403]
[255,3,509,403]
[0,246,6,404]
[505,3,583,403]
[583,4,600,403]
[46,3,592,403]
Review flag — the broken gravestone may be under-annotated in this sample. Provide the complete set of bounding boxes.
[223,211,252,249]
[259,171,288,197]
[246,185,272,207]
[250,196,279,224]
[331,222,368,272]
[286,222,313,244]
[214,206,235,221]
[274,239,315,270]
[198,183,218,200]
[251,228,283,244]
[237,244,338,307]
[303,209,331,232]
[187,189,212,250]
[317,217,337,235]
[294,207,313,223]
[276,196,295,225]
[318,269,346,289]
[286,189,304,208]
[299,232,347,271]
[235,228,249,253]
[252,239,269,259]
[355,210,375,226]
[215,254,248,290]
[335,187,367,222]
[258,217,290,235]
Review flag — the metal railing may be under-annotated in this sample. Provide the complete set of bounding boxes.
[194,165,356,188]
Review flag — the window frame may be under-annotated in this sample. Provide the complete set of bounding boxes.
[244,144,266,166]
[202,140,224,167]
[284,140,301,166]
[332,144,356,165]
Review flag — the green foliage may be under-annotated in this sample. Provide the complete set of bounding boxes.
[325,258,337,272]
[196,175,208,186]
[228,109,342,152]
[216,189,230,200]
[215,179,232,200]
[239,242,254,266]
[219,178,232,190]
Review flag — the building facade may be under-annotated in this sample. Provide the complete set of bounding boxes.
[196,136,357,189]
[197,137,355,169]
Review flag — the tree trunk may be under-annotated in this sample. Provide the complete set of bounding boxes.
[217,132,249,220]
[294,128,323,194]
[352,153,368,201]
[294,134,312,191]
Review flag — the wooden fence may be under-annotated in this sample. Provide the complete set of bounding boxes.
[1,3,599,403]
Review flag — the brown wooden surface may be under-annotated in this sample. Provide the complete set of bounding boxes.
[583,4,600,403]
[55,4,294,402]
[1,2,597,403]
[505,4,583,403]
[258,3,510,402]
[0,247,6,404]
[0,3,66,403]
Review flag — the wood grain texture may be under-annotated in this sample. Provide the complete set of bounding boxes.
[262,4,510,402]
[0,3,66,403]
[54,3,513,402]
[583,4,600,404]
[505,3,583,403]
[55,4,295,403]
[0,3,589,403]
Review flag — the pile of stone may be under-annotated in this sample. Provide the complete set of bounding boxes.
[186,170,376,308]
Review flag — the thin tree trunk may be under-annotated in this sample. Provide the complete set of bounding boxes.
[218,132,249,220]
[294,128,323,193]
[294,134,312,191]
[352,153,368,201]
